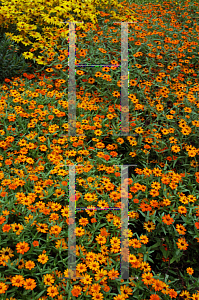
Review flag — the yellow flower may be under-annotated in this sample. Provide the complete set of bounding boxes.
[135,127,144,134]
[10,35,24,43]
[96,235,106,245]
[22,51,33,60]
[94,129,102,136]
[186,267,194,275]
[37,254,49,264]
[35,56,48,65]
[143,221,156,232]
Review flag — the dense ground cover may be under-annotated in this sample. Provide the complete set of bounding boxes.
[0,0,199,299]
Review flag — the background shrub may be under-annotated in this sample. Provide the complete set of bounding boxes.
[0,32,34,84]
[0,0,137,69]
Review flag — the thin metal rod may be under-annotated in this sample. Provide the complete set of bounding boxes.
[75,65,121,67]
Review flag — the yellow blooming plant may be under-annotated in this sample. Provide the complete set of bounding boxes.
[0,0,137,66]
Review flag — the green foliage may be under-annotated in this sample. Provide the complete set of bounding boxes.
[0,32,31,84]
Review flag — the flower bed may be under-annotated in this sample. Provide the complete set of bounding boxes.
[0,0,199,299]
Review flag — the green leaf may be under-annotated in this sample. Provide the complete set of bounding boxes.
[148,239,161,250]
[170,249,181,264]
[35,289,46,299]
